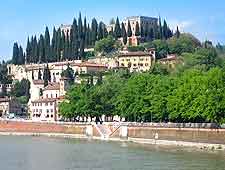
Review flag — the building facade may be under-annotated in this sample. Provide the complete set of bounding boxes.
[123,16,158,46]
[0,97,22,117]
[30,78,68,122]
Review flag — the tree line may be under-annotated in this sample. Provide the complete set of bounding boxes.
[11,14,175,65]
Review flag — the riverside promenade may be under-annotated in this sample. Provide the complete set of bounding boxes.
[0,120,225,151]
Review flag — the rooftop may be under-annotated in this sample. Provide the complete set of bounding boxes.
[118,51,153,57]
[43,82,60,91]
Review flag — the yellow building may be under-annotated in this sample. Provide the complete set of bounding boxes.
[118,49,155,72]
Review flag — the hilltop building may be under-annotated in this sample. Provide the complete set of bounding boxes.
[123,16,158,46]
[60,24,72,37]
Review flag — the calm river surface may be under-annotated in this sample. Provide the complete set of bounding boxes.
[0,135,224,170]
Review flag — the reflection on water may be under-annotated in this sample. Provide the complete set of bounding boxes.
[0,135,224,170]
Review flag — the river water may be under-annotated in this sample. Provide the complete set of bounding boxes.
[0,136,224,170]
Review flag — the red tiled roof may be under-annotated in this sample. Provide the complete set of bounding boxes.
[118,51,152,57]
[33,80,44,85]
[31,98,57,103]
[43,82,60,91]
[31,96,65,103]
[159,55,178,61]
[79,62,107,68]
[0,97,10,102]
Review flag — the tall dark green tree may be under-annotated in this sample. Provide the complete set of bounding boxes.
[135,22,140,36]
[51,27,57,62]
[127,20,132,37]
[39,34,45,63]
[114,17,121,38]
[56,28,62,61]
[175,26,180,38]
[162,20,168,39]
[91,18,98,46]
[121,22,127,45]
[44,27,50,62]
[38,68,42,80]
[158,16,163,39]
[12,42,19,64]
[18,46,25,65]
[71,18,79,59]
[98,22,105,40]
[26,38,31,64]
[43,64,51,87]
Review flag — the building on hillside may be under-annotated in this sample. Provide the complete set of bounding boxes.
[158,54,182,68]
[88,48,156,72]
[0,84,14,94]
[7,60,107,84]
[123,16,158,46]
[60,24,72,37]
[0,97,22,117]
[30,77,69,122]
[117,50,155,72]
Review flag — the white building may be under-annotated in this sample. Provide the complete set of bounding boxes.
[30,78,68,122]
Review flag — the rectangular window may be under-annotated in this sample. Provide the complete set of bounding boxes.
[46,94,48,98]
[145,63,149,66]
[51,109,53,113]
[50,102,53,106]
[51,94,53,98]
[46,109,49,113]
[45,103,48,106]
[39,109,42,113]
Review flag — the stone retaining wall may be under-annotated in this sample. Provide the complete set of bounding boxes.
[128,127,225,144]
[0,121,86,135]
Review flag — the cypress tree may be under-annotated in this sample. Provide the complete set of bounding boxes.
[98,22,104,40]
[85,24,90,48]
[79,38,85,60]
[18,46,24,65]
[175,26,180,38]
[44,27,50,62]
[91,18,98,46]
[78,12,83,40]
[162,20,168,39]
[121,22,127,45]
[26,37,31,64]
[38,34,45,63]
[12,42,19,64]
[127,20,132,37]
[71,18,79,59]
[38,68,42,80]
[56,28,62,61]
[135,22,140,36]
[61,31,66,61]
[114,17,121,38]
[51,27,57,62]
[33,36,39,63]
[158,16,163,39]
[83,17,87,48]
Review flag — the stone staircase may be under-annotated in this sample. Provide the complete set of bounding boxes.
[94,124,112,139]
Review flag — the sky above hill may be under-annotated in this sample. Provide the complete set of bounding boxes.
[0,0,225,60]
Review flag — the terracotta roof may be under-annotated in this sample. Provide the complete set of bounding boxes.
[33,80,44,85]
[0,97,10,102]
[79,62,107,68]
[31,96,65,103]
[31,98,57,103]
[43,82,60,91]
[118,51,152,57]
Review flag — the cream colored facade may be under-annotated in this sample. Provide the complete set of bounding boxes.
[0,97,22,117]
[88,49,156,72]
[8,60,107,83]
[30,79,67,122]
[124,16,158,37]
[118,51,155,72]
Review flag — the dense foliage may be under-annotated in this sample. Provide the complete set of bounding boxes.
[60,41,225,124]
